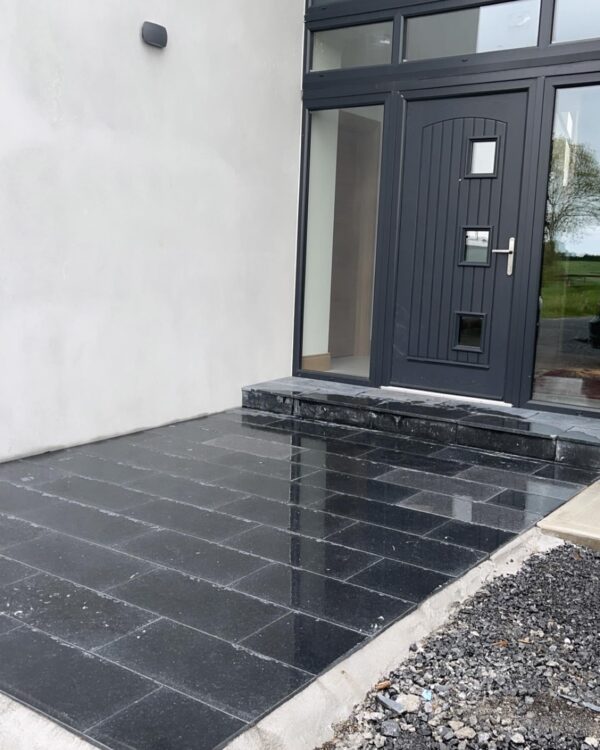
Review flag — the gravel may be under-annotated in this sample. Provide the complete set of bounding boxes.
[318,544,600,750]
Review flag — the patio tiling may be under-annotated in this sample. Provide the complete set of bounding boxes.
[0,408,592,750]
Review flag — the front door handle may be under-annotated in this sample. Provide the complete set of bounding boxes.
[492,237,515,276]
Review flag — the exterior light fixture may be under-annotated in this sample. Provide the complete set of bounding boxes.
[141,22,168,49]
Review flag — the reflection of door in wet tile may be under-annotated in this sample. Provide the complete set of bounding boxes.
[328,112,380,377]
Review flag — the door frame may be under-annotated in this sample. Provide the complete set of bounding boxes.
[295,53,600,411]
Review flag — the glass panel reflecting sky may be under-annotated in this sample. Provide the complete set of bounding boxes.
[533,86,600,410]
[553,0,600,43]
[311,23,393,72]
[404,0,540,62]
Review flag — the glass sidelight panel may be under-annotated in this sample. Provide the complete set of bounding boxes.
[301,106,384,377]
[311,23,393,72]
[533,86,600,410]
[404,0,540,62]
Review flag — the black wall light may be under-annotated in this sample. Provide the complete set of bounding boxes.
[142,22,168,49]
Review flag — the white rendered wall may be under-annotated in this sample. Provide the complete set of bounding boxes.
[0,0,304,460]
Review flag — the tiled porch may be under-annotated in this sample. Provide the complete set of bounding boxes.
[0,404,593,750]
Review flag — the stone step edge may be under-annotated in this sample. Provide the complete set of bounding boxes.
[242,386,600,470]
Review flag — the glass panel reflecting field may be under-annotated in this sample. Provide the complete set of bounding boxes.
[301,106,384,378]
[533,86,600,409]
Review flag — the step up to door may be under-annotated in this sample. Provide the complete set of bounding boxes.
[242,377,600,469]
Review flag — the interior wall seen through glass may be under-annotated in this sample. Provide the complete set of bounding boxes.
[301,106,384,378]
[533,86,600,410]
[311,23,393,71]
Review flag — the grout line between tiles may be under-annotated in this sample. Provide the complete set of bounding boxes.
[82,686,164,735]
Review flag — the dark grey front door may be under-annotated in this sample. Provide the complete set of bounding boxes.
[388,89,529,400]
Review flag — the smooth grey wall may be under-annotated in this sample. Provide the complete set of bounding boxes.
[0,0,304,460]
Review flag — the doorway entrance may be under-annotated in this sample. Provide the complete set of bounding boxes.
[388,89,529,400]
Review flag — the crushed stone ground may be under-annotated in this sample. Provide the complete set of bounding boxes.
[318,544,600,750]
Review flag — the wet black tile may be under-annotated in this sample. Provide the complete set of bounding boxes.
[534,463,600,485]
[0,614,19,634]
[213,471,329,505]
[350,558,452,602]
[426,520,516,552]
[295,401,374,429]
[98,618,309,721]
[0,574,153,649]
[57,454,153,485]
[227,525,379,580]
[219,496,353,539]
[299,471,418,504]
[311,494,443,535]
[0,516,44,550]
[379,468,501,502]
[233,563,411,634]
[0,461,67,487]
[363,449,469,477]
[398,417,457,444]
[458,466,581,500]
[328,523,485,576]
[23,499,150,545]
[432,446,544,474]
[203,434,304,460]
[128,473,244,510]
[398,492,539,531]
[111,567,284,641]
[264,418,361,440]
[89,688,245,750]
[486,489,566,515]
[285,436,373,458]
[221,409,287,426]
[85,442,232,484]
[126,499,255,542]
[140,435,232,464]
[296,450,394,478]
[456,425,556,461]
[6,533,153,591]
[0,482,59,517]
[119,529,266,585]
[0,626,154,730]
[241,612,365,674]
[38,476,152,512]
[212,452,318,481]
[0,556,34,586]
[342,431,441,455]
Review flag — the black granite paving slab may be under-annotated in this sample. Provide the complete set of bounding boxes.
[232,563,413,634]
[118,528,267,585]
[89,688,245,750]
[0,403,587,750]
[38,476,153,512]
[226,524,380,580]
[5,532,154,591]
[240,611,365,674]
[127,473,245,509]
[218,495,354,538]
[109,567,285,642]
[0,573,154,650]
[0,626,154,731]
[97,618,310,722]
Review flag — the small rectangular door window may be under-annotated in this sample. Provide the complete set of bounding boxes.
[468,139,498,176]
[457,314,485,351]
[464,229,491,264]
